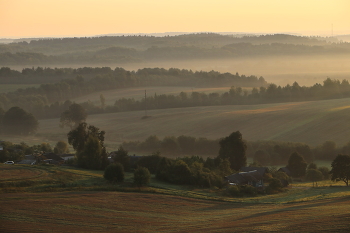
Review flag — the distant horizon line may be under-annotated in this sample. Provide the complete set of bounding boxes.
[1,30,350,40]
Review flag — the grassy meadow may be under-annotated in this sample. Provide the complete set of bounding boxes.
[1,164,350,232]
[8,96,348,152]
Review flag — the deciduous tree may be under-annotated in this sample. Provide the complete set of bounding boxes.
[330,154,350,186]
[67,122,108,170]
[54,140,70,154]
[2,106,38,135]
[217,131,247,171]
[60,103,87,129]
[286,152,307,178]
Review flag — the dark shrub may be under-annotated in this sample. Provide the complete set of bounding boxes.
[240,185,258,196]
[227,185,242,197]
[266,178,283,194]
[134,167,151,187]
[104,163,124,182]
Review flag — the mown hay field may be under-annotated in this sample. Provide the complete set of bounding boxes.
[1,191,350,233]
[19,97,350,151]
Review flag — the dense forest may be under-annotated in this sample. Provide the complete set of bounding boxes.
[0,34,348,65]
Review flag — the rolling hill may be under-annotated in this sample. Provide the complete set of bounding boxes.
[23,97,350,152]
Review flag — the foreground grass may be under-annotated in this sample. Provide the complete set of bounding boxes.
[1,164,349,232]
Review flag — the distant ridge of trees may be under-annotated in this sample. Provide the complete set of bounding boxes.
[0,33,348,65]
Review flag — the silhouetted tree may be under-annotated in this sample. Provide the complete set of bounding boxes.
[217,131,247,171]
[54,140,69,154]
[286,152,307,177]
[67,122,108,169]
[330,154,350,186]
[2,106,38,135]
[60,103,87,129]
[112,146,130,172]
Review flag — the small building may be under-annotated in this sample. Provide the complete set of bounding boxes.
[240,167,269,177]
[42,153,65,164]
[60,154,75,161]
[225,170,264,187]
[17,160,36,165]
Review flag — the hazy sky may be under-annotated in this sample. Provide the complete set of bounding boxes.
[1,0,349,38]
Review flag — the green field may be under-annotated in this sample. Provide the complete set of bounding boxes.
[1,164,349,232]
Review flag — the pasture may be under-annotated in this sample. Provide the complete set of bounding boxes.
[1,164,350,232]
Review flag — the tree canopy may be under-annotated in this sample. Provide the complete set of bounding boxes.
[60,103,87,129]
[286,152,307,177]
[67,122,108,170]
[2,106,38,135]
[217,131,247,171]
[330,154,350,186]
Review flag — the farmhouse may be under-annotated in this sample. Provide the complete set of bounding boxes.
[41,153,65,164]
[225,170,264,187]
[240,167,269,177]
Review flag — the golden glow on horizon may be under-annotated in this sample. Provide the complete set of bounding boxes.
[1,0,349,37]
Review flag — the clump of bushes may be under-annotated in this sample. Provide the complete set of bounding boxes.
[227,185,258,197]
[134,167,151,187]
[104,163,124,182]
[266,178,284,194]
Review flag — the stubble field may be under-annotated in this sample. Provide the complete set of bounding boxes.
[1,165,350,232]
[1,191,350,232]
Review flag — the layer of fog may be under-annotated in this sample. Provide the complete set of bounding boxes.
[8,55,350,87]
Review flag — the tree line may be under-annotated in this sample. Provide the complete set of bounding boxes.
[0,67,265,119]
[1,43,350,66]
[112,78,350,112]
[122,134,350,163]
[0,34,346,65]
